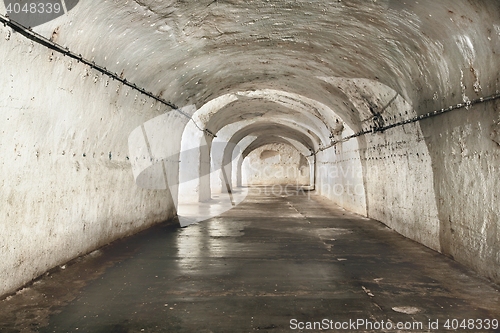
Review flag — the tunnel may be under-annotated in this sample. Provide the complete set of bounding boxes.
[0,0,500,331]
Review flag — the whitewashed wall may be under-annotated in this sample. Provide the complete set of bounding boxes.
[0,25,177,297]
[242,143,310,186]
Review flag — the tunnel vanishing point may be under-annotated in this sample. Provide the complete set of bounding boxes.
[0,0,500,323]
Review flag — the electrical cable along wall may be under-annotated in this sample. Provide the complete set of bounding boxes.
[0,14,216,138]
[0,15,179,298]
[311,92,500,156]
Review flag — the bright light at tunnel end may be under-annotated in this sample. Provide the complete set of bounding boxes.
[128,110,325,227]
[127,100,373,227]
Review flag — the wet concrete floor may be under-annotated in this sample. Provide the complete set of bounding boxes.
[1,187,499,333]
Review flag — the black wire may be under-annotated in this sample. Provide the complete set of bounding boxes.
[0,14,216,137]
[2,14,498,144]
[312,92,500,156]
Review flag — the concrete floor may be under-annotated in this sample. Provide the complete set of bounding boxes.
[1,187,499,333]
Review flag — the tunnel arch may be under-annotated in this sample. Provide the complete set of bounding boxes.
[177,88,339,202]
[1,0,500,299]
[238,135,315,188]
[241,141,311,188]
[241,136,311,159]
[212,121,318,194]
[35,0,500,118]
[179,110,320,202]
[204,98,331,144]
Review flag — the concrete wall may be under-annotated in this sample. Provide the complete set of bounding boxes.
[0,25,176,297]
[316,126,367,217]
[316,121,442,251]
[314,93,499,284]
[360,123,442,252]
[242,143,310,186]
[355,91,441,252]
[421,101,500,284]
[315,78,442,251]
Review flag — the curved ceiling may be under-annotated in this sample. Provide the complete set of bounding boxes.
[241,135,311,159]
[202,93,333,142]
[225,122,316,152]
[32,0,500,150]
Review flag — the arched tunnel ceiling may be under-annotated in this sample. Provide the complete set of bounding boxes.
[228,122,316,153]
[208,99,328,144]
[33,0,500,136]
[242,135,310,159]
[1,0,500,294]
